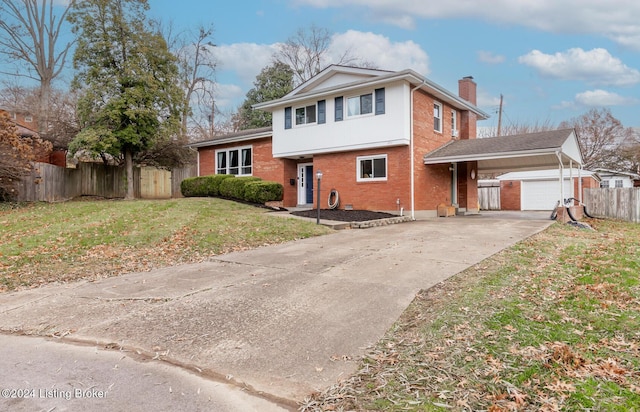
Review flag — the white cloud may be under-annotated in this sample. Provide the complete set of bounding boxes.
[574,89,639,106]
[518,48,640,86]
[553,89,638,110]
[329,30,429,74]
[292,0,640,49]
[477,51,506,65]
[477,89,501,108]
[212,83,245,110]
[213,42,278,86]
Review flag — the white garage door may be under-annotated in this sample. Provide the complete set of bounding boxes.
[521,179,573,210]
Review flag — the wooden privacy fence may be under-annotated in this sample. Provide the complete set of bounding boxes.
[478,180,501,210]
[584,188,640,223]
[16,162,196,202]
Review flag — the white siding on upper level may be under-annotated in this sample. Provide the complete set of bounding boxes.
[272,80,411,158]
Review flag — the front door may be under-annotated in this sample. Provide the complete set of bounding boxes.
[298,163,314,205]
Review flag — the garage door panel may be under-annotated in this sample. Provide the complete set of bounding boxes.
[521,180,572,210]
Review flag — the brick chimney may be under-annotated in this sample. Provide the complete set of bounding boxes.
[457,76,477,140]
[458,76,477,105]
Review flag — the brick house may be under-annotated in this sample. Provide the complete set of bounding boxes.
[189,65,583,217]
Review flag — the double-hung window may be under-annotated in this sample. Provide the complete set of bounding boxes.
[600,180,610,188]
[216,146,252,176]
[357,154,387,182]
[347,93,373,117]
[451,109,458,137]
[615,180,624,188]
[434,102,443,133]
[295,104,316,125]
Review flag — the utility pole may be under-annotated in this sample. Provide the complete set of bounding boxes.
[497,94,503,137]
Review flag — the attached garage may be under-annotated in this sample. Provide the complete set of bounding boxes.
[498,169,600,211]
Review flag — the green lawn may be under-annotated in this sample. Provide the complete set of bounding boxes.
[303,219,640,411]
[0,198,331,291]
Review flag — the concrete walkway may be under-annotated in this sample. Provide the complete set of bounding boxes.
[0,213,553,410]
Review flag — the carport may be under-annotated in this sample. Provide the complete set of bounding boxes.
[423,129,584,206]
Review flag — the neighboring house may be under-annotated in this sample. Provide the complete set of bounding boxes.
[495,169,600,211]
[189,65,582,217]
[0,108,66,167]
[594,168,640,188]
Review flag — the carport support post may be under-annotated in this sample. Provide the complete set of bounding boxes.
[316,170,323,224]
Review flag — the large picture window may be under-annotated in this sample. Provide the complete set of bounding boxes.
[216,146,252,176]
[357,154,387,181]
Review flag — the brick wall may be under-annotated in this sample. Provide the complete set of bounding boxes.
[500,180,521,210]
[312,146,411,211]
[412,89,466,210]
[198,147,215,175]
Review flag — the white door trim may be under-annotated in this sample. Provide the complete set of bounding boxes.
[297,163,314,206]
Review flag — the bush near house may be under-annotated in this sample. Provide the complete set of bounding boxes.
[219,176,261,199]
[180,174,233,197]
[244,180,284,204]
[181,175,283,204]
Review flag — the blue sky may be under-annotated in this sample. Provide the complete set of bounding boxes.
[145,0,640,130]
[3,1,639,131]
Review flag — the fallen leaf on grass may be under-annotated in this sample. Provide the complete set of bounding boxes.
[545,379,575,393]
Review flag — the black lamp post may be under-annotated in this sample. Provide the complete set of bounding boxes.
[316,170,323,224]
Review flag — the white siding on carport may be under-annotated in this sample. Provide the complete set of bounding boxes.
[521,179,573,210]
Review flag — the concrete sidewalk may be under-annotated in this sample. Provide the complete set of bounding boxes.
[0,214,553,409]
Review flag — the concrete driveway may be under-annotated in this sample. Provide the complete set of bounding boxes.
[0,214,553,410]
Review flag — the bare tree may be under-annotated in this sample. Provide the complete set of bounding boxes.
[163,23,217,139]
[0,0,75,137]
[478,119,556,138]
[274,25,361,86]
[559,108,635,170]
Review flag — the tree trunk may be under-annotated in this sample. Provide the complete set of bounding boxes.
[39,80,51,138]
[125,148,135,200]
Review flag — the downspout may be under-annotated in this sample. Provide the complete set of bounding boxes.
[410,80,427,220]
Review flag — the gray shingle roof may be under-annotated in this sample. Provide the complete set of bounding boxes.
[424,129,576,159]
[187,126,272,148]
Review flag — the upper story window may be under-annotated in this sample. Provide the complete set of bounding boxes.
[451,109,458,137]
[216,146,252,176]
[357,154,387,182]
[434,102,442,133]
[25,115,33,122]
[347,93,373,117]
[336,88,384,122]
[295,104,316,126]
